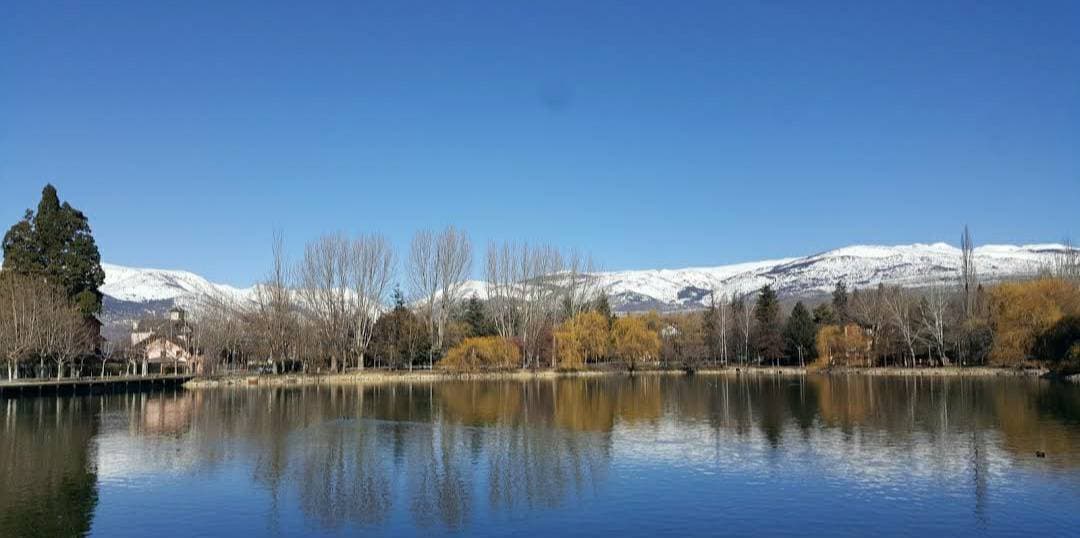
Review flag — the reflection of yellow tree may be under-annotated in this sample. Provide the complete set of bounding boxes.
[615,375,663,425]
[814,376,877,427]
[437,381,523,426]
[553,378,618,432]
[21,373,1079,535]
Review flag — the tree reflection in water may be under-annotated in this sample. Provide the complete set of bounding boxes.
[3,375,1080,535]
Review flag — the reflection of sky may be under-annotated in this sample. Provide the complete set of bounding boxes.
[86,395,1080,537]
[605,416,1080,536]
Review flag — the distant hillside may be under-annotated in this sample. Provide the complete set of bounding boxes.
[98,243,1069,331]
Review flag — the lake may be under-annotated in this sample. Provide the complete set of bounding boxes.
[3,374,1080,537]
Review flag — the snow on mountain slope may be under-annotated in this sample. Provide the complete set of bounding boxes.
[101,263,252,304]
[100,243,1070,320]
[597,243,1062,310]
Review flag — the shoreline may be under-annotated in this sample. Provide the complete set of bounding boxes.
[183,365,1049,389]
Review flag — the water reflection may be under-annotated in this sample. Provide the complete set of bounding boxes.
[0,397,98,537]
[3,375,1080,536]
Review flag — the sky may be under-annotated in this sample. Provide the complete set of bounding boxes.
[2,1,1078,286]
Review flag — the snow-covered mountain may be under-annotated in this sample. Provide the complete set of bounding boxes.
[598,243,1063,311]
[101,263,252,304]
[99,263,254,332]
[99,243,1069,325]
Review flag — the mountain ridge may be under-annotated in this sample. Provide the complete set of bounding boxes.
[99,243,1070,326]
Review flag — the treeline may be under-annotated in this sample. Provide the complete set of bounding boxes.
[3,185,1078,379]
[189,228,612,375]
[193,227,1080,376]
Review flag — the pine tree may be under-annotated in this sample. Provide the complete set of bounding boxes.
[1,184,106,315]
[702,303,720,360]
[832,281,849,324]
[391,285,406,309]
[812,303,837,326]
[592,294,614,324]
[462,294,494,337]
[754,285,784,364]
[783,301,817,366]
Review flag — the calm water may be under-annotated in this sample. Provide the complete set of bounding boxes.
[3,375,1080,537]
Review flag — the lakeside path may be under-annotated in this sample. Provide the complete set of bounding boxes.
[183,366,1048,389]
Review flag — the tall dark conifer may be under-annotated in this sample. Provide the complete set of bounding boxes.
[462,294,494,337]
[754,285,784,364]
[2,184,105,315]
[832,281,849,324]
[783,301,817,365]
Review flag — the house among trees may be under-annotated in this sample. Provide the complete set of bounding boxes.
[131,306,203,373]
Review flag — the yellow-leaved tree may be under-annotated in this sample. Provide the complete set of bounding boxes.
[988,278,1080,365]
[612,316,660,371]
[555,311,610,369]
[814,324,872,368]
[439,336,521,371]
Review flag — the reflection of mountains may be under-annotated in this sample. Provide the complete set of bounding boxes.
[170,377,1080,530]
[3,376,1079,534]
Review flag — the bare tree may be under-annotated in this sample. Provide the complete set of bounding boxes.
[960,225,978,319]
[409,226,472,368]
[850,286,889,367]
[882,286,918,367]
[435,226,472,355]
[1054,238,1080,282]
[348,233,395,370]
[253,231,296,374]
[733,293,753,364]
[560,249,602,318]
[0,273,48,380]
[710,289,730,366]
[919,284,951,367]
[485,240,516,341]
[409,230,439,367]
[298,233,353,372]
[483,241,565,368]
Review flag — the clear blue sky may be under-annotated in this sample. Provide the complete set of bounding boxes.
[2,1,1077,285]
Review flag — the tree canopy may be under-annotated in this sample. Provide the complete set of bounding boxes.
[754,285,783,363]
[2,185,105,315]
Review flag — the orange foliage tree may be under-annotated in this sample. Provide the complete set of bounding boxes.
[814,324,872,367]
[988,278,1080,365]
[554,311,610,369]
[612,316,660,371]
[438,336,521,371]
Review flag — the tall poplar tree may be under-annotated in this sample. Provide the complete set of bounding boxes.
[1,184,106,315]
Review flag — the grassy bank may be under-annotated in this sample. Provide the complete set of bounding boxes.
[183,365,1048,389]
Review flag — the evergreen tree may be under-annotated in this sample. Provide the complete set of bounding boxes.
[753,285,784,364]
[592,294,614,324]
[702,303,720,360]
[391,285,406,309]
[462,294,494,337]
[783,301,817,365]
[2,185,105,315]
[370,295,430,370]
[812,303,837,325]
[832,281,849,324]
